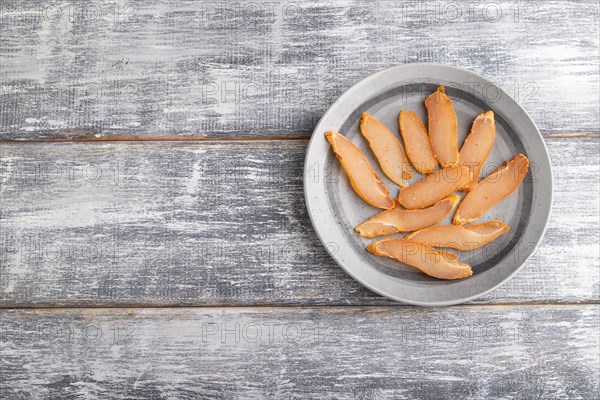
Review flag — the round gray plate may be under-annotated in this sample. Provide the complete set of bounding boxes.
[304,64,553,306]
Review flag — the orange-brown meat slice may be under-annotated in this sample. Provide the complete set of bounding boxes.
[367,239,472,280]
[425,86,459,167]
[325,131,397,209]
[398,164,472,209]
[398,110,438,174]
[454,154,529,224]
[355,194,460,238]
[406,220,510,250]
[360,113,414,186]
[460,111,496,190]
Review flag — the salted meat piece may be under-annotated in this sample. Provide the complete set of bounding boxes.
[398,110,438,174]
[454,154,529,224]
[355,195,459,238]
[398,165,472,209]
[368,239,473,280]
[360,113,414,186]
[406,220,510,250]
[425,86,459,167]
[325,131,397,209]
[460,110,496,190]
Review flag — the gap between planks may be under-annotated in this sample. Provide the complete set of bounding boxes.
[0,135,309,143]
[0,132,598,144]
[1,302,599,312]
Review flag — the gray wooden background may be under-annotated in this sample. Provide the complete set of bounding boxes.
[1,0,598,398]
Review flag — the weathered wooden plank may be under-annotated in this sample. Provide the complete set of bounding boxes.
[1,0,598,139]
[0,138,597,306]
[0,305,598,399]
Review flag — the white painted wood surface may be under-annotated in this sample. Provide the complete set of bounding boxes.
[1,306,599,399]
[0,138,598,306]
[0,0,598,398]
[0,0,598,139]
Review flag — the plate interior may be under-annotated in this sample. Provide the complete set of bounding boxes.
[325,83,531,283]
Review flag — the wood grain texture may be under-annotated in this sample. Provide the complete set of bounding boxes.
[1,138,598,307]
[1,305,598,399]
[1,0,598,139]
